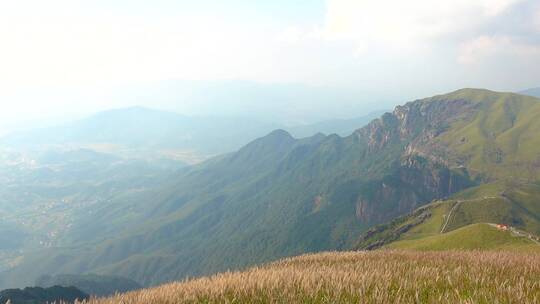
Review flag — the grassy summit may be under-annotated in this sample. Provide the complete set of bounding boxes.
[427,89,540,180]
[85,250,540,304]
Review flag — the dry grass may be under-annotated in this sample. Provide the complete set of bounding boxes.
[82,250,540,304]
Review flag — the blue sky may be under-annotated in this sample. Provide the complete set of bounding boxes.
[0,0,539,132]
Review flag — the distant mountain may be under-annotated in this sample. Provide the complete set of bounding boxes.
[36,274,141,297]
[519,87,540,98]
[1,107,383,164]
[0,286,88,304]
[2,89,539,289]
[100,80,395,125]
[1,107,281,163]
[286,111,387,138]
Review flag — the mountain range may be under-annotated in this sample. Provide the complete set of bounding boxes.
[1,107,280,164]
[0,88,539,289]
[1,107,385,164]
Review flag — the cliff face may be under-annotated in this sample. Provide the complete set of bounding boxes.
[357,95,476,154]
[350,94,479,224]
[354,155,473,224]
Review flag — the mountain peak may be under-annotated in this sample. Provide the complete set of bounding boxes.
[267,129,294,140]
[234,128,294,151]
[245,129,295,150]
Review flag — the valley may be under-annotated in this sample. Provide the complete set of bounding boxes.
[0,147,183,272]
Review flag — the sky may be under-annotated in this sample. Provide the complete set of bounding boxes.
[0,0,539,132]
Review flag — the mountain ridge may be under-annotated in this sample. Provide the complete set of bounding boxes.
[1,88,539,289]
[1,107,385,164]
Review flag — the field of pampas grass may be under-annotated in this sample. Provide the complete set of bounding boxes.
[82,250,540,304]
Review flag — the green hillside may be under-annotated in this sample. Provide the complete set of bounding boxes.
[2,89,540,289]
[424,89,540,180]
[356,182,540,250]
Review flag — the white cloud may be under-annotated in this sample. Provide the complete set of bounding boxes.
[458,36,540,65]
[0,2,285,88]
[0,0,539,127]
[457,36,508,64]
[322,0,526,50]
[482,0,525,15]
[535,8,540,32]
[0,0,535,90]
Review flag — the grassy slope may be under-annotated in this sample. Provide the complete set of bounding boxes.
[356,182,540,250]
[87,251,540,304]
[426,183,540,235]
[387,223,538,251]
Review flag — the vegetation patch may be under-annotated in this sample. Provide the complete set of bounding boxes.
[84,251,540,304]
